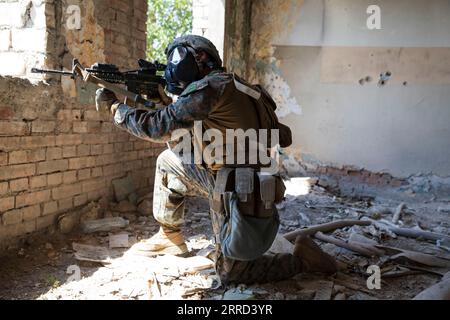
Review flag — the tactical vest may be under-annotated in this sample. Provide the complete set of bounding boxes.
[180,71,291,172]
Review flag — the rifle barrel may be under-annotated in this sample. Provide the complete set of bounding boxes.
[31,68,73,76]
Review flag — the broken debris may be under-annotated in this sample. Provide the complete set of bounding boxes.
[109,233,130,249]
[112,175,136,203]
[81,217,129,234]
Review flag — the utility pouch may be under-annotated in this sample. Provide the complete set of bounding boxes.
[256,173,276,218]
[220,192,280,261]
[235,168,255,217]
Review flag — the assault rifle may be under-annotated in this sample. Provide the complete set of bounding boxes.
[31,58,168,109]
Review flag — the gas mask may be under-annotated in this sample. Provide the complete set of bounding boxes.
[164,46,201,95]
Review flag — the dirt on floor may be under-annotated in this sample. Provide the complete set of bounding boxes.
[0,176,449,300]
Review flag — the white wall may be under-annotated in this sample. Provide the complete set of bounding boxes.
[269,0,450,177]
[276,0,450,48]
[0,0,47,79]
[192,0,225,62]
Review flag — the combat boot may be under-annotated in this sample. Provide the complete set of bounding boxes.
[294,235,338,275]
[130,226,188,256]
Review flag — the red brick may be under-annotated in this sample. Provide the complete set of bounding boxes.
[58,198,73,211]
[9,178,28,192]
[123,143,134,152]
[0,196,15,212]
[91,144,103,155]
[105,7,117,21]
[133,30,146,42]
[125,151,138,161]
[16,190,51,208]
[82,133,109,145]
[0,152,6,166]
[110,20,131,35]
[114,0,131,13]
[133,0,147,13]
[82,178,106,193]
[63,146,76,158]
[46,147,63,160]
[133,141,146,150]
[95,154,117,166]
[8,151,27,164]
[85,110,106,121]
[103,164,115,176]
[2,209,22,225]
[52,183,82,200]
[57,121,72,133]
[22,205,41,221]
[37,159,68,174]
[0,164,36,180]
[42,201,58,216]
[87,122,102,133]
[30,175,47,189]
[47,173,63,186]
[103,144,114,154]
[28,149,46,162]
[69,157,96,170]
[57,110,81,121]
[73,122,89,133]
[101,123,114,133]
[0,121,28,136]
[78,168,91,181]
[138,149,154,158]
[32,121,56,133]
[55,134,82,146]
[87,189,106,201]
[77,145,90,157]
[91,167,103,177]
[0,137,21,151]
[63,171,77,184]
[115,11,128,23]
[0,181,7,195]
[0,107,15,120]
[114,142,124,153]
[21,136,55,149]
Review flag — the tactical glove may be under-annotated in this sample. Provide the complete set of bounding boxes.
[95,88,119,113]
[158,84,173,106]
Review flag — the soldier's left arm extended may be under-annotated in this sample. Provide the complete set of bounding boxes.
[113,86,216,143]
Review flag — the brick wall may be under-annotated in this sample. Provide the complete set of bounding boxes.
[102,0,148,70]
[0,0,165,250]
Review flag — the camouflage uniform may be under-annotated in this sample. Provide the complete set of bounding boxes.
[114,70,304,285]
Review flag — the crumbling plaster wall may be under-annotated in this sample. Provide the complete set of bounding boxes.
[0,0,164,250]
[225,0,450,179]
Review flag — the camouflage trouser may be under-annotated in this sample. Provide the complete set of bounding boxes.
[153,149,304,285]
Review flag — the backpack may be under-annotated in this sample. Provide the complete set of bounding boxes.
[233,74,293,148]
